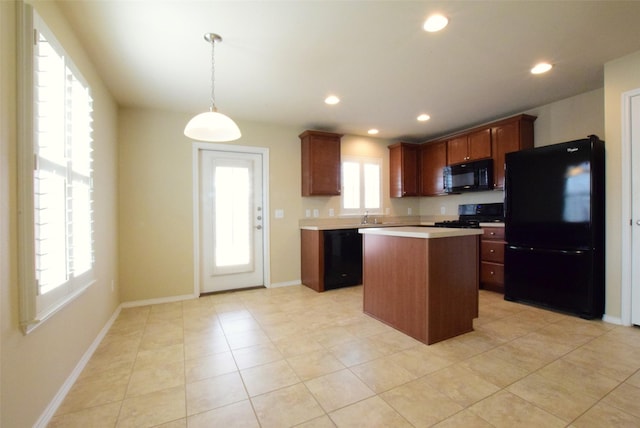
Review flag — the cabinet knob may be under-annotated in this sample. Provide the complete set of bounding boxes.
[490,232,496,236]
[490,271,495,275]
[489,249,495,253]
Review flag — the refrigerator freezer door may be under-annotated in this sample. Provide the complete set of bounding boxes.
[505,138,595,249]
[504,245,604,319]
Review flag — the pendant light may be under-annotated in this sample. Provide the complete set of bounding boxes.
[184,33,241,142]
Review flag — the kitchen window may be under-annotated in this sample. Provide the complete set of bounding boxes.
[17,5,95,334]
[341,156,382,215]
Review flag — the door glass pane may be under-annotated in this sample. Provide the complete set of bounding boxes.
[214,165,251,267]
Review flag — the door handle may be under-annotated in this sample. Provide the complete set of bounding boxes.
[256,225,262,230]
[637,220,640,226]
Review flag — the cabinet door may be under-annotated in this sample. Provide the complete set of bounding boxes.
[447,136,468,164]
[468,128,492,161]
[301,131,341,196]
[492,121,519,189]
[389,143,419,197]
[420,141,447,196]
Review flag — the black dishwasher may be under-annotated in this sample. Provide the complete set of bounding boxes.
[323,229,363,290]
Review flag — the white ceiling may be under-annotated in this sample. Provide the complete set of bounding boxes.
[57,1,640,141]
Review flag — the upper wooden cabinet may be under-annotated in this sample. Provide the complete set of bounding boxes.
[300,130,343,196]
[491,114,536,189]
[447,128,492,164]
[389,142,419,197]
[419,141,447,196]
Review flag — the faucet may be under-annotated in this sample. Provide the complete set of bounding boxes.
[361,211,369,224]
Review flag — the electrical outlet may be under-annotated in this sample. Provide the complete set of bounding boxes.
[305,209,311,217]
[111,280,115,292]
[313,209,319,218]
[275,209,284,219]
[440,206,446,214]
[329,208,335,217]
[408,208,412,215]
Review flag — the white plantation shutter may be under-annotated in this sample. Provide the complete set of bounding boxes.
[341,156,382,215]
[18,5,95,333]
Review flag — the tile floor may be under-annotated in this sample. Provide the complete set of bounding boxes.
[50,285,640,427]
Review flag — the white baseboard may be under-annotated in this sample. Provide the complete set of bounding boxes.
[268,280,301,288]
[34,305,122,428]
[603,313,625,326]
[120,293,198,308]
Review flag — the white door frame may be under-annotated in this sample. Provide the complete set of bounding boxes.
[620,88,640,326]
[192,142,270,296]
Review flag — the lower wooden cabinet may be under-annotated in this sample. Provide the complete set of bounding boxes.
[301,229,362,292]
[480,226,505,293]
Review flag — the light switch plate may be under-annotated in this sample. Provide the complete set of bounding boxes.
[275,209,284,218]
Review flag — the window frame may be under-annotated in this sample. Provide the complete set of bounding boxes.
[17,4,95,334]
[340,155,383,216]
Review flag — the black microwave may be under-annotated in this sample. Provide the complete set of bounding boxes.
[443,159,494,193]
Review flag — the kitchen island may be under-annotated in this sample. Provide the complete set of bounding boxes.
[359,227,483,345]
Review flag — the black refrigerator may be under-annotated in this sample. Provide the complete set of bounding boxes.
[504,135,605,319]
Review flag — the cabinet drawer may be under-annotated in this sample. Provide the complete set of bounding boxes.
[482,227,505,240]
[481,261,504,285]
[481,241,504,263]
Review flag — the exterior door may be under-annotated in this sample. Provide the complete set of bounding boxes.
[199,149,264,293]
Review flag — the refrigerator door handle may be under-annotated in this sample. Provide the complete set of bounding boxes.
[507,245,587,256]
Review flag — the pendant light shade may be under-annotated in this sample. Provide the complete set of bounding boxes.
[184,33,241,142]
[184,109,241,141]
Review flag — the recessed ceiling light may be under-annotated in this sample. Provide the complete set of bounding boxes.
[531,62,553,74]
[417,114,431,122]
[423,14,448,32]
[367,129,379,135]
[324,95,340,105]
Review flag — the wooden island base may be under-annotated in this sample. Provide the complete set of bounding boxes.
[360,228,480,345]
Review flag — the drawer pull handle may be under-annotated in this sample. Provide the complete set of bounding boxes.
[489,249,495,253]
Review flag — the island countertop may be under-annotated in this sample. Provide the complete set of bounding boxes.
[358,226,484,239]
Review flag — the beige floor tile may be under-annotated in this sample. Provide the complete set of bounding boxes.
[240,359,300,396]
[469,390,566,428]
[286,350,345,381]
[220,316,262,334]
[364,329,422,354]
[153,418,187,428]
[459,351,529,388]
[328,338,385,367]
[424,364,501,407]
[226,329,271,350]
[139,327,184,351]
[49,401,121,428]
[232,342,283,369]
[304,369,375,412]
[563,343,640,382]
[126,360,185,397]
[536,358,618,398]
[571,401,640,428]
[350,355,417,393]
[507,373,600,422]
[381,376,463,427]
[117,386,186,428]
[251,383,325,427]
[432,409,494,427]
[387,346,454,378]
[133,343,184,369]
[56,365,131,415]
[185,351,237,383]
[328,396,413,427]
[601,382,640,418]
[273,335,325,358]
[626,370,640,388]
[295,415,337,428]
[186,371,248,415]
[183,334,231,359]
[187,400,259,428]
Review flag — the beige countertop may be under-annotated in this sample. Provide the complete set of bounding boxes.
[358,226,484,239]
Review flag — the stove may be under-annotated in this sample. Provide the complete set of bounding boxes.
[433,203,504,229]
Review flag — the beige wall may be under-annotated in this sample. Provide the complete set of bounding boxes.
[0,1,119,427]
[604,50,640,319]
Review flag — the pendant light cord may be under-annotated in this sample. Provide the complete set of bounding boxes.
[210,36,217,112]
